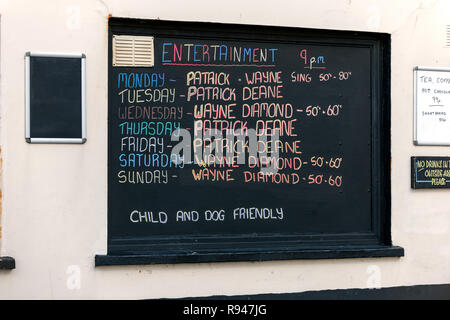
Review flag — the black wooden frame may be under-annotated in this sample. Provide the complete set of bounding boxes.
[96,18,403,266]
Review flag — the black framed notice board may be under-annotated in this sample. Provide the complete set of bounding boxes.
[96,18,403,266]
[411,156,450,189]
[25,52,86,144]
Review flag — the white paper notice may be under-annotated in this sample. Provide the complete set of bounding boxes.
[414,67,450,145]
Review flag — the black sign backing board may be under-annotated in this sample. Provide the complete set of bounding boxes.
[25,52,86,144]
[98,18,403,266]
[411,156,450,189]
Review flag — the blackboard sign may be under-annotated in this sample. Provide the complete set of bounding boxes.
[411,156,450,188]
[25,52,86,143]
[98,19,402,266]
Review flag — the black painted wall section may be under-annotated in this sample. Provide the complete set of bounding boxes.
[0,256,15,270]
[192,284,450,300]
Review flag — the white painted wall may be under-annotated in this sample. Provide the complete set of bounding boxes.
[0,0,449,299]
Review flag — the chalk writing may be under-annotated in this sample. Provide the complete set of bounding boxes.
[110,36,361,234]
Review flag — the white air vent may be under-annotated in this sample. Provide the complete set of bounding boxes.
[446,25,450,47]
[112,35,154,67]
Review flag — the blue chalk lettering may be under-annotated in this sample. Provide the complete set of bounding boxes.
[128,73,135,88]
[243,48,252,63]
[119,154,127,167]
[269,48,278,62]
[219,45,228,62]
[162,42,172,63]
[193,44,202,62]
[118,73,128,89]
[151,73,158,87]
[135,73,143,88]
[158,73,165,87]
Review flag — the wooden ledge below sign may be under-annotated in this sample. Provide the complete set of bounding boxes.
[0,256,15,270]
[95,246,404,266]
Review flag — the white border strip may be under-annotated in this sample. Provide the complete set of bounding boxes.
[28,52,83,59]
[413,67,417,144]
[81,56,86,140]
[25,54,30,139]
[29,138,86,144]
[414,66,450,72]
[413,141,450,146]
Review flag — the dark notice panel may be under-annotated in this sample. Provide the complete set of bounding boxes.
[25,53,86,143]
[411,156,450,189]
[97,18,403,266]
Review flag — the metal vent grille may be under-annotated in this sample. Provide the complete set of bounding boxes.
[446,25,450,47]
[112,35,154,67]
